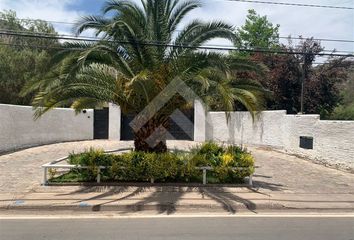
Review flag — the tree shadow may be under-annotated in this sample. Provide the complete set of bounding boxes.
[199,187,257,214]
[120,186,193,215]
[90,187,146,212]
[252,180,286,192]
[55,185,147,212]
[56,185,191,214]
[57,185,132,195]
[51,183,285,214]
[250,173,287,192]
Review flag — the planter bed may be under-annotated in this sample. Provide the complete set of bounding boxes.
[43,142,255,186]
[45,182,252,188]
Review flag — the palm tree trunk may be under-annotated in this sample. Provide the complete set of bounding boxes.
[133,115,169,153]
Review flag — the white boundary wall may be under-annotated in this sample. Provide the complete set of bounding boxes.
[193,101,354,170]
[2,102,353,170]
[0,104,94,153]
[108,103,121,140]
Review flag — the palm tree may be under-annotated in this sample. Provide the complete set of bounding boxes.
[25,0,266,152]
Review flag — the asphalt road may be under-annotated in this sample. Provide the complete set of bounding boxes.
[0,216,353,240]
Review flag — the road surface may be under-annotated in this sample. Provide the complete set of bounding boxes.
[1,216,353,240]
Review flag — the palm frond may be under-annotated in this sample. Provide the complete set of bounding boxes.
[26,0,267,125]
[170,20,235,58]
[168,0,202,32]
[74,15,111,36]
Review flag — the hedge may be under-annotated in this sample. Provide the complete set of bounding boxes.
[51,142,255,184]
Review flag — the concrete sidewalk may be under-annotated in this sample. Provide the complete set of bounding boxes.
[1,186,353,214]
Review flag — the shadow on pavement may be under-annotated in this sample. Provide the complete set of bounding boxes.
[52,185,265,215]
[199,187,256,214]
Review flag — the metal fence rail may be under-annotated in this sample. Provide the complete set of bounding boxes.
[41,148,254,186]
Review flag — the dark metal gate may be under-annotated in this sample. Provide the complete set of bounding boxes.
[121,108,194,141]
[121,114,135,140]
[94,108,109,139]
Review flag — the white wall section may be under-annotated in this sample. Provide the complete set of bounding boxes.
[0,104,93,153]
[1,103,353,171]
[108,103,121,140]
[194,100,207,142]
[206,110,354,171]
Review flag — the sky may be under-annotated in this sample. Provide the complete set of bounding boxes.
[0,0,353,58]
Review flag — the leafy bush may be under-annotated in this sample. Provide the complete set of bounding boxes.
[54,142,255,184]
[190,143,254,183]
[329,103,354,120]
[68,148,114,181]
[190,142,224,166]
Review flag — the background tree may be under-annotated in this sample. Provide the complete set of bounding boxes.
[0,10,58,105]
[235,9,280,50]
[0,47,50,105]
[329,65,354,120]
[305,58,352,117]
[234,9,352,117]
[0,10,57,47]
[0,10,24,45]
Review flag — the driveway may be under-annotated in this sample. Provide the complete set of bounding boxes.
[0,140,353,195]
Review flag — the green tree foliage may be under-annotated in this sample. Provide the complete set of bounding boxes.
[0,10,58,105]
[306,58,352,118]
[0,10,58,47]
[0,10,23,31]
[252,39,351,115]
[235,9,280,50]
[233,9,352,117]
[330,65,354,120]
[330,103,354,120]
[0,46,50,105]
[27,0,266,152]
[340,66,354,106]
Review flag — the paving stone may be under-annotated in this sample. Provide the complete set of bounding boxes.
[0,141,353,196]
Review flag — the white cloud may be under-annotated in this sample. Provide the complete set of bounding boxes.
[189,0,354,53]
[0,0,84,34]
[1,0,353,55]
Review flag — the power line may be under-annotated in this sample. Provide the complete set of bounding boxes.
[4,17,354,44]
[277,36,354,43]
[2,41,352,66]
[1,28,353,54]
[1,28,354,54]
[224,0,354,10]
[0,41,84,51]
[17,19,74,25]
[1,30,353,57]
[1,30,353,56]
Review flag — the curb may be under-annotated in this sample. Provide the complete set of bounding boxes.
[2,202,354,213]
[0,202,286,213]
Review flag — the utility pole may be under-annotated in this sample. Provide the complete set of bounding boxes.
[300,53,307,114]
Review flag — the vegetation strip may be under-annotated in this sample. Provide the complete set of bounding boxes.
[46,142,255,185]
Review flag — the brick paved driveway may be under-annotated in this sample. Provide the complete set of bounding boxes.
[0,141,353,194]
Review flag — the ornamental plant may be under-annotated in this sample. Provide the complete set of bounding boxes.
[25,0,266,153]
[54,142,255,184]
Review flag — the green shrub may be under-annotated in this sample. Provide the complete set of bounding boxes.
[55,142,255,184]
[175,152,199,182]
[190,142,225,166]
[226,145,247,157]
[69,148,113,166]
[215,152,255,183]
[68,148,115,181]
[109,154,131,181]
[329,103,354,120]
